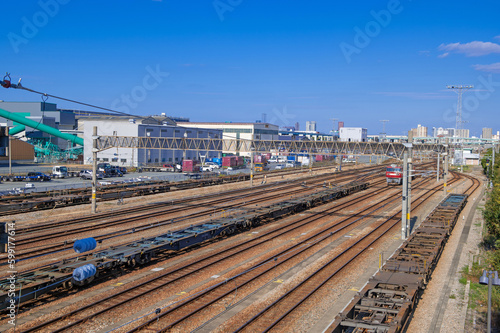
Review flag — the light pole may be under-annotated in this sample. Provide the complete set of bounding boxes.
[479,270,500,333]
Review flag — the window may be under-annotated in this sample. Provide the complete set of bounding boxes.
[120,159,127,163]
[103,158,109,162]
[112,158,118,162]
[113,131,117,136]
[155,158,158,162]
[162,158,165,162]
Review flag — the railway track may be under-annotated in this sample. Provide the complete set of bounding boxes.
[0,164,344,216]
[120,174,454,333]
[10,165,383,236]
[235,173,476,332]
[2,167,388,265]
[325,172,480,333]
[15,172,442,332]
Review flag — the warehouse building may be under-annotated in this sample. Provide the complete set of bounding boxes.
[177,122,279,156]
[83,118,222,167]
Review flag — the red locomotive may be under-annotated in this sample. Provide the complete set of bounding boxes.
[386,164,403,185]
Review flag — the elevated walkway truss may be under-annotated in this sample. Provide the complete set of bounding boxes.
[96,136,446,159]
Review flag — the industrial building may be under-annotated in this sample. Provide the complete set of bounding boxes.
[0,101,78,151]
[339,127,367,142]
[453,148,480,166]
[177,122,279,156]
[83,118,222,167]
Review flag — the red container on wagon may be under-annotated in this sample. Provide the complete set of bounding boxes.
[182,160,200,172]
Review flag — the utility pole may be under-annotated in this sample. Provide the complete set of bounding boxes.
[443,139,449,196]
[444,153,449,195]
[402,143,412,239]
[380,120,389,141]
[493,144,496,178]
[8,133,12,175]
[437,153,440,182]
[92,126,98,214]
[250,149,254,186]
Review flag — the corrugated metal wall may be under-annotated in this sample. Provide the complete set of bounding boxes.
[0,139,34,161]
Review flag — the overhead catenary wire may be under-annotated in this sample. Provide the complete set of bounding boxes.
[1,73,147,119]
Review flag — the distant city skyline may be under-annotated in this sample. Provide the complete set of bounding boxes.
[1,1,499,137]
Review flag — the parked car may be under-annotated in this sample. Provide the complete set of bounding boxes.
[103,166,123,177]
[286,162,297,168]
[25,183,35,188]
[268,157,278,163]
[204,162,220,169]
[202,165,213,172]
[119,167,128,174]
[26,172,51,182]
[275,164,285,170]
[80,170,103,180]
[161,164,175,172]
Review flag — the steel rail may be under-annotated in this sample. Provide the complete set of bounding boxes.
[20,180,396,332]
[121,177,440,332]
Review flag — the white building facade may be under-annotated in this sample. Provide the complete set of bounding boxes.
[339,127,368,142]
[178,122,279,156]
[83,119,222,167]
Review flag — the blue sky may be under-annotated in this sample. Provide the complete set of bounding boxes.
[1,0,499,137]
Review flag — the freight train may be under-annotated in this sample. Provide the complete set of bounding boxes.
[329,193,468,333]
[0,181,368,311]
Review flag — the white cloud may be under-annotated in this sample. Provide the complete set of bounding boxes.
[495,35,500,41]
[472,62,500,73]
[438,41,500,57]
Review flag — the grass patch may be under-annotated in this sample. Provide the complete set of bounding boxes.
[469,282,489,310]
[459,277,467,285]
[450,294,456,299]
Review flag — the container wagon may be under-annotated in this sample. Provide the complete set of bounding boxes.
[329,193,468,333]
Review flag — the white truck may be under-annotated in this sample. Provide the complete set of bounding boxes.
[52,165,68,178]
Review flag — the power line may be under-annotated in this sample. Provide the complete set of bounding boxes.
[1,73,147,119]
